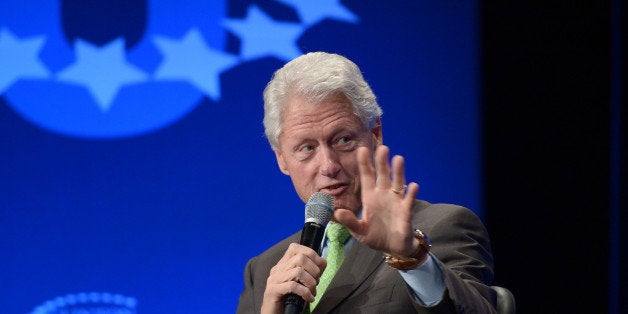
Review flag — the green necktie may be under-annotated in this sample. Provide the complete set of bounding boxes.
[310,223,351,311]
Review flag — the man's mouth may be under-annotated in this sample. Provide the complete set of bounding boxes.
[321,184,347,196]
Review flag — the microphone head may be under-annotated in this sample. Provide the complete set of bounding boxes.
[305,192,334,225]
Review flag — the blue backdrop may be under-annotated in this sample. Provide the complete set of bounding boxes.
[0,1,479,313]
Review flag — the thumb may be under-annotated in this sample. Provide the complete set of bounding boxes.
[334,208,362,234]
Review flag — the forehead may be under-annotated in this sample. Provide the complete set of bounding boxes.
[280,94,362,133]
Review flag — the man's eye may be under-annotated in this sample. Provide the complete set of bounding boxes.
[292,145,315,161]
[335,137,357,150]
[338,137,350,144]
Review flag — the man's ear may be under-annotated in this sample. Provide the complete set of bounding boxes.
[372,117,383,145]
[274,150,290,175]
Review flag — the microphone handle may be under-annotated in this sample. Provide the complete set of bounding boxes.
[284,296,305,314]
[283,222,326,314]
[299,221,326,254]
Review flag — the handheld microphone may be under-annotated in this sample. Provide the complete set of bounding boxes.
[284,192,334,314]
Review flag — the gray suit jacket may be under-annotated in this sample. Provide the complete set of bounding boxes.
[236,201,496,313]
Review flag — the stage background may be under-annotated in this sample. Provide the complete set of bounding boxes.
[1,1,482,313]
[2,1,624,313]
[483,1,625,313]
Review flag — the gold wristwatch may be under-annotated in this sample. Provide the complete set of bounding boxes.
[383,229,431,270]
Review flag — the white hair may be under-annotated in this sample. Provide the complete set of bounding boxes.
[263,52,382,150]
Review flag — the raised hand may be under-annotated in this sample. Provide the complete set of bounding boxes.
[334,145,420,257]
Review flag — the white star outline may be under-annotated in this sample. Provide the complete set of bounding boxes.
[0,1,359,111]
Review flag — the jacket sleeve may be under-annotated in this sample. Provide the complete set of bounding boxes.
[236,256,258,314]
[411,203,497,313]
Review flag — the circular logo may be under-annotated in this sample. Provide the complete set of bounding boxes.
[0,0,358,139]
[0,0,230,138]
[30,292,137,314]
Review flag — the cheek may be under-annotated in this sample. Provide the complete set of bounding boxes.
[287,163,317,188]
[341,155,361,178]
[289,174,319,203]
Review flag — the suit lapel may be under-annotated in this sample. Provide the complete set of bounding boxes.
[312,240,383,313]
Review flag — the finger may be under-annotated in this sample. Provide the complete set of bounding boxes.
[265,280,316,303]
[273,243,298,268]
[374,145,392,188]
[333,208,363,236]
[272,244,325,283]
[390,155,406,193]
[278,243,322,265]
[356,146,377,191]
[288,256,326,294]
[286,265,319,290]
[298,254,327,282]
[267,252,326,296]
[281,251,325,277]
[404,182,420,203]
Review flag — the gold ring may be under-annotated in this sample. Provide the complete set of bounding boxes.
[391,185,407,194]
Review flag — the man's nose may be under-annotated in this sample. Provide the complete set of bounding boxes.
[318,146,341,177]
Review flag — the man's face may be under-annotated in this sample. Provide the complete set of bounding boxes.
[274,94,382,213]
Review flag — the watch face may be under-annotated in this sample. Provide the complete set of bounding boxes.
[415,229,431,245]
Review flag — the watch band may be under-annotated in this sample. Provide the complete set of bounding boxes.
[383,228,431,270]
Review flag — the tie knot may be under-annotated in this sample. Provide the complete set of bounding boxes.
[326,223,350,244]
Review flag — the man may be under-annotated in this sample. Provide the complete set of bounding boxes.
[237,52,496,313]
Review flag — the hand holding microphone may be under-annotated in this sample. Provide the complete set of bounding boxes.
[259,192,334,314]
[283,192,334,314]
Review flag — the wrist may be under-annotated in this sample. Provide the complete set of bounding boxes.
[383,229,431,270]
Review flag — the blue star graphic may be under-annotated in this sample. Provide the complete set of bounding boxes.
[56,38,148,111]
[153,28,238,100]
[275,0,359,25]
[223,5,305,61]
[0,28,50,93]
